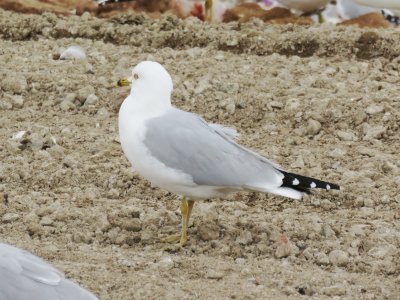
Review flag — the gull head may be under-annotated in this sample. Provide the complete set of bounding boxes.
[119,61,173,108]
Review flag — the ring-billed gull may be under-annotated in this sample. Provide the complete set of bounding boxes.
[0,243,98,300]
[118,61,340,247]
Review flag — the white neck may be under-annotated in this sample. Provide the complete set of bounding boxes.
[120,88,171,120]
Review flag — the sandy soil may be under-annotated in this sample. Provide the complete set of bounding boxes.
[0,8,399,300]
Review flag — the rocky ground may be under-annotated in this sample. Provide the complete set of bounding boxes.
[0,8,399,299]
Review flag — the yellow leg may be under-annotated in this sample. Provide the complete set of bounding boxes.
[162,198,195,247]
[180,198,189,246]
[205,0,212,23]
[318,11,324,24]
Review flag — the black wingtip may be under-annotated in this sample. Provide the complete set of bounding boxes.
[280,170,340,191]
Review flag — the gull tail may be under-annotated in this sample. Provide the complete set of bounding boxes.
[281,170,339,192]
[269,170,340,200]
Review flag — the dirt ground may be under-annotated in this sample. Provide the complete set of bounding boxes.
[0,8,399,300]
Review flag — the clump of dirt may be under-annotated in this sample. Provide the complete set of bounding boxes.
[0,9,399,300]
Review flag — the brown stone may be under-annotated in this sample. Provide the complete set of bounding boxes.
[0,0,174,18]
[339,12,391,29]
[262,7,293,22]
[0,0,97,16]
[223,3,270,23]
[97,0,172,18]
[267,16,313,25]
[223,4,312,25]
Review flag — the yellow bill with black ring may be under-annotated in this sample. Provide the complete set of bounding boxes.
[117,76,132,87]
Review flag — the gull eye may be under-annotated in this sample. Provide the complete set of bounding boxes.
[133,73,139,80]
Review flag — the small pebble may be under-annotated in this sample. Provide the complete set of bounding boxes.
[0,100,12,110]
[347,247,359,257]
[107,188,120,199]
[235,258,246,265]
[349,225,367,237]
[322,285,347,296]
[275,235,291,258]
[2,213,20,223]
[362,124,386,140]
[360,207,374,217]
[206,269,223,280]
[226,38,238,46]
[320,199,335,210]
[302,248,314,260]
[72,232,92,244]
[194,78,209,95]
[328,148,347,158]
[140,230,154,245]
[157,256,174,270]
[236,230,253,245]
[225,103,236,114]
[291,155,305,169]
[337,130,356,141]
[86,63,94,74]
[246,277,259,287]
[64,93,76,103]
[81,11,91,21]
[315,252,330,265]
[268,101,283,109]
[368,245,396,259]
[120,219,142,232]
[11,95,24,108]
[77,86,95,103]
[329,250,349,267]
[2,76,28,94]
[84,94,98,106]
[365,104,384,115]
[60,100,75,111]
[311,199,321,207]
[197,223,220,241]
[285,99,300,112]
[363,198,374,208]
[215,53,225,61]
[96,107,110,118]
[321,224,335,238]
[40,216,54,226]
[62,155,78,168]
[306,119,321,136]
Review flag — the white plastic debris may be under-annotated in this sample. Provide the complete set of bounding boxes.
[12,131,27,140]
[60,46,86,60]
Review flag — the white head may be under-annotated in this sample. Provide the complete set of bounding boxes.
[128,61,173,109]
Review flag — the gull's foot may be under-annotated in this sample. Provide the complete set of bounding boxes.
[161,197,193,250]
[161,234,188,246]
[162,235,188,252]
[161,234,181,244]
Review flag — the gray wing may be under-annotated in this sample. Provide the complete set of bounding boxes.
[0,243,98,300]
[144,108,283,188]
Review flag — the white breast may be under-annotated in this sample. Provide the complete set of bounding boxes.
[118,96,196,194]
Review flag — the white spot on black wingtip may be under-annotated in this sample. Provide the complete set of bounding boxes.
[292,178,299,185]
[326,184,331,190]
[310,182,316,188]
